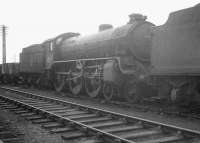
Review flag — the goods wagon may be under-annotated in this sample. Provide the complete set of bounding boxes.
[4,63,19,75]
[0,63,19,83]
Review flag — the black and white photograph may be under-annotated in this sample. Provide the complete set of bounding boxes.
[0,0,199,142]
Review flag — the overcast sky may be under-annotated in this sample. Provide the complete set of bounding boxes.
[0,0,199,63]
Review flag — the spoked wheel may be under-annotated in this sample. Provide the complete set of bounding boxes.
[103,82,115,101]
[69,75,83,96]
[85,77,101,98]
[53,74,66,92]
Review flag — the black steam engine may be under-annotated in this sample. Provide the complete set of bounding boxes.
[1,4,200,105]
[51,14,154,101]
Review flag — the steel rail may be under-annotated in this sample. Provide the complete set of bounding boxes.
[0,93,135,143]
[0,86,200,143]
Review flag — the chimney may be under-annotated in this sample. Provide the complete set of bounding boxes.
[128,13,147,24]
[98,24,113,32]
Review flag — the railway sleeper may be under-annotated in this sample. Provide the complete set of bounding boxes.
[61,130,86,140]
[52,108,77,113]
[59,111,86,116]
[21,99,49,102]
[100,124,144,133]
[43,106,72,111]
[0,131,16,136]
[16,112,52,123]
[116,128,162,139]
[50,108,77,114]
[2,106,19,110]
[0,104,17,109]
[68,114,98,120]
[14,110,30,114]
[1,137,22,143]
[31,118,53,124]
[25,115,43,120]
[88,120,124,128]
[0,101,9,104]
[79,138,103,143]
[9,108,26,112]
[28,103,55,107]
[29,103,61,107]
[0,101,7,104]
[19,112,36,117]
[0,134,20,142]
[50,127,75,134]
[0,105,11,109]
[75,116,111,124]
[19,100,48,104]
[134,133,184,143]
[42,122,64,129]
[0,126,5,131]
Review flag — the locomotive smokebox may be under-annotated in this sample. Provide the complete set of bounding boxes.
[98,24,113,32]
[128,13,147,24]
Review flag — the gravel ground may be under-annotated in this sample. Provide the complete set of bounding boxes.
[0,88,104,143]
[10,86,200,133]
[2,85,200,134]
[0,106,67,143]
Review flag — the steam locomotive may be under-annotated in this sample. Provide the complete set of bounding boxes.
[1,4,200,105]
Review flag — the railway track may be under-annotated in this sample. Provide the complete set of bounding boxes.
[0,87,200,143]
[4,85,200,120]
[56,87,200,120]
[0,112,23,143]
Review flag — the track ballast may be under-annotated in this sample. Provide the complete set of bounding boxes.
[0,86,200,143]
